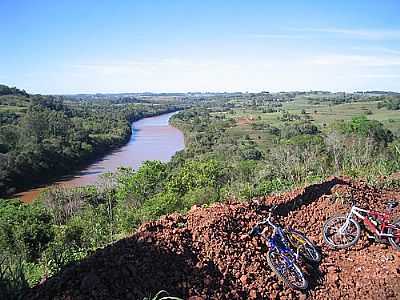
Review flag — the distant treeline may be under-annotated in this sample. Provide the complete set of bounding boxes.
[377,97,400,110]
[0,84,29,97]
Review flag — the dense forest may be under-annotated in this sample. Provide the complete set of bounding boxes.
[1,88,400,298]
[0,85,181,196]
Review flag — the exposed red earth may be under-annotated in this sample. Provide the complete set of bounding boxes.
[25,177,400,300]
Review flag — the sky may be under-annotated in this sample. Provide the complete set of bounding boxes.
[1,0,400,94]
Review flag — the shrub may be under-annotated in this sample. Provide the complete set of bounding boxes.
[40,186,98,225]
[134,192,180,223]
[180,186,220,208]
[0,256,29,300]
[65,204,115,249]
[166,159,224,195]
[40,238,88,278]
[0,200,53,262]
[254,179,293,196]
[280,122,319,139]
[115,161,167,208]
[240,147,263,160]
[340,116,394,145]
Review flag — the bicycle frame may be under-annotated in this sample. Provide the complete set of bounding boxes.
[341,205,400,238]
[264,219,300,262]
[250,210,308,264]
[250,215,309,290]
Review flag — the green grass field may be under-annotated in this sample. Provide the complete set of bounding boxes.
[215,97,400,149]
[282,97,400,135]
[0,105,27,113]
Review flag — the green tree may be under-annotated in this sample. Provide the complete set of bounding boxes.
[341,116,394,144]
[166,159,223,195]
[0,200,53,262]
[115,161,167,208]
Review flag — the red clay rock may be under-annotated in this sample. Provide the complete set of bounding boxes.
[24,177,400,300]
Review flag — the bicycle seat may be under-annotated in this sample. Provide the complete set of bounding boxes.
[386,200,398,210]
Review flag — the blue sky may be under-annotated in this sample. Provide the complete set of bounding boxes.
[1,0,400,94]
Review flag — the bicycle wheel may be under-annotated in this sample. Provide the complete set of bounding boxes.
[323,215,361,249]
[267,249,308,290]
[286,229,321,263]
[388,217,400,251]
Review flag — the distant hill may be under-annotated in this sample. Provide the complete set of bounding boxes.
[0,84,29,97]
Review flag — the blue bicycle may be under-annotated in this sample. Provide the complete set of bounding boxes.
[249,206,320,290]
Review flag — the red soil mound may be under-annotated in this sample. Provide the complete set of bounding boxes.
[25,177,400,300]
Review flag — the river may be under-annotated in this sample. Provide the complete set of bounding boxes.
[16,111,185,202]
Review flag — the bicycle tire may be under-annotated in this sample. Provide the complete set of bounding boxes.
[323,214,361,249]
[267,249,308,290]
[388,217,400,251]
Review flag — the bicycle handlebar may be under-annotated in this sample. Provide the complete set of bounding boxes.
[249,206,278,236]
[257,207,276,225]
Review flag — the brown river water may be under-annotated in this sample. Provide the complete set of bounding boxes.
[16,112,184,202]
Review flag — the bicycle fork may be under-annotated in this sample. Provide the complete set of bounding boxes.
[339,212,354,234]
[295,247,301,260]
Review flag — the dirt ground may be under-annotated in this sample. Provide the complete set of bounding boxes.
[25,177,400,300]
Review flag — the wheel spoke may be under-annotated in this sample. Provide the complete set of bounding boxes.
[304,245,317,259]
[324,216,360,248]
[287,264,304,287]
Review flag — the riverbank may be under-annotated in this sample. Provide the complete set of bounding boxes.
[0,89,186,199]
[14,110,185,202]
